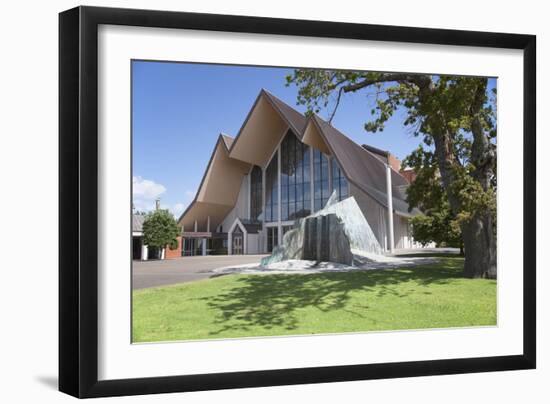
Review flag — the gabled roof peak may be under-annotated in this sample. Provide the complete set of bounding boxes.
[259,90,307,136]
[219,133,234,149]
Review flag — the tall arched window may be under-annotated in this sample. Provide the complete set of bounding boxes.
[264,154,278,223]
[250,165,263,221]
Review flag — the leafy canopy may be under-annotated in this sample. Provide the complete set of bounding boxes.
[286,70,497,228]
[142,209,180,250]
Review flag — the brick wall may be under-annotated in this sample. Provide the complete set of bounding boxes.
[400,168,416,183]
[388,153,402,172]
[165,236,182,259]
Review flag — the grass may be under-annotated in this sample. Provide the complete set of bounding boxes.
[132,257,496,342]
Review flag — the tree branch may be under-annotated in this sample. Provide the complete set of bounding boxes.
[342,73,432,93]
[327,74,431,124]
[328,86,344,123]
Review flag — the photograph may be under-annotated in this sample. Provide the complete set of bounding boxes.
[0,0,543,401]
[131,61,498,343]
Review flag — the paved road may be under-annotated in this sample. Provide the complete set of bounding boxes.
[132,255,267,290]
[392,247,460,256]
[133,249,457,290]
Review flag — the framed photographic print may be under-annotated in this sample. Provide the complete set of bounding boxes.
[59,6,536,398]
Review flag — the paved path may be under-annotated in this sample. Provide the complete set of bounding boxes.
[212,255,440,275]
[392,247,460,256]
[132,255,267,290]
[133,249,458,290]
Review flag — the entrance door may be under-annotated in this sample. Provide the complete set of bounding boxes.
[232,227,244,255]
[267,226,278,252]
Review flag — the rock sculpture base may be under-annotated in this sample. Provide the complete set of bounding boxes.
[261,193,384,267]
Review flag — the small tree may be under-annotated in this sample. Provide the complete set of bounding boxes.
[142,209,180,259]
[410,213,462,250]
[403,147,463,252]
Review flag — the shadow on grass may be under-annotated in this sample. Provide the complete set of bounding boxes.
[202,258,464,336]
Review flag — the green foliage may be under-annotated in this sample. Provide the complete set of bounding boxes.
[142,209,180,250]
[403,147,461,247]
[410,214,461,247]
[168,238,179,251]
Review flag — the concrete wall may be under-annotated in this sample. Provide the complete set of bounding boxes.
[247,233,261,254]
[393,215,411,249]
[219,174,249,233]
[349,183,388,249]
[350,183,415,251]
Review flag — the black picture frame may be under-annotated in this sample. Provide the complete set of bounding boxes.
[59,5,536,398]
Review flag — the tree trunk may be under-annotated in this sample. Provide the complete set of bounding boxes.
[463,79,496,278]
[429,79,497,279]
[461,211,497,279]
[432,131,497,279]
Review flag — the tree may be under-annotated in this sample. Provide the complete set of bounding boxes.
[286,71,496,278]
[142,209,180,258]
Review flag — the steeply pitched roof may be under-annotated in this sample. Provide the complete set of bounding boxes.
[177,134,250,227]
[311,115,420,216]
[362,144,390,158]
[261,90,308,137]
[221,133,234,149]
[241,222,262,234]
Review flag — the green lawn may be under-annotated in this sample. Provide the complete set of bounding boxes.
[132,257,496,343]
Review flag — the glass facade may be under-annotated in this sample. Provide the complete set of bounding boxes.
[331,159,349,201]
[264,153,278,222]
[259,130,350,253]
[280,131,311,221]
[313,149,330,211]
[183,238,202,256]
[250,165,263,221]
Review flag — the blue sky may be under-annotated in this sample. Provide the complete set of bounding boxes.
[132,60,495,218]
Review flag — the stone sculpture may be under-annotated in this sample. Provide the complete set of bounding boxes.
[261,191,384,266]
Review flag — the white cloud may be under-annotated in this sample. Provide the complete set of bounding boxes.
[133,176,167,214]
[168,189,196,218]
[132,176,166,200]
[132,199,157,213]
[132,179,196,219]
[171,202,186,218]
